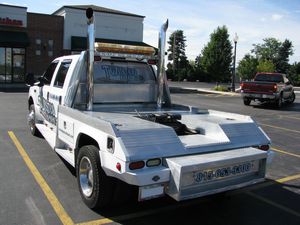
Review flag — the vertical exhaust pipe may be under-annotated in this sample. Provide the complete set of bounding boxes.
[157,20,171,109]
[86,8,94,111]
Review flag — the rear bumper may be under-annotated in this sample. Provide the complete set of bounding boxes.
[104,147,270,201]
[164,147,268,201]
[241,92,279,101]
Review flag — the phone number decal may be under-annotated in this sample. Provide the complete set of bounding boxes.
[193,162,254,183]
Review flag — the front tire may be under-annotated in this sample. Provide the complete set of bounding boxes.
[77,145,114,209]
[28,104,40,136]
[287,92,296,104]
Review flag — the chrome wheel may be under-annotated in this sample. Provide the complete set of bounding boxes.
[79,156,94,198]
[28,108,35,132]
[28,104,40,136]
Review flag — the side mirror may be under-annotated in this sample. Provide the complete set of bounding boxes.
[37,76,45,87]
[25,73,36,86]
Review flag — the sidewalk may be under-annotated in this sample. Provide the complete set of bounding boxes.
[169,81,240,95]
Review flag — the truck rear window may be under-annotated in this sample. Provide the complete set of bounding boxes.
[255,74,283,83]
[93,61,155,84]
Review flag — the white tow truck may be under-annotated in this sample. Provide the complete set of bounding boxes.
[27,8,272,209]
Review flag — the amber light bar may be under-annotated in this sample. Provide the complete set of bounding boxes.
[95,42,156,56]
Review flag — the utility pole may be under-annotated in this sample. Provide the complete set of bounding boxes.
[173,32,176,80]
[231,33,238,92]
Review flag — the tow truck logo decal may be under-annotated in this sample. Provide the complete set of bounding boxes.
[39,95,57,125]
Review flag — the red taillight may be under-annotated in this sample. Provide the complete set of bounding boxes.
[258,145,270,151]
[94,56,102,61]
[147,59,157,65]
[273,84,277,92]
[240,83,244,89]
[116,162,121,172]
[129,161,145,170]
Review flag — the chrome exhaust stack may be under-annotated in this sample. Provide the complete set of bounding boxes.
[157,19,171,109]
[86,8,94,111]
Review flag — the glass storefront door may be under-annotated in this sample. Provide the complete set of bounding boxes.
[0,48,5,82]
[0,47,25,83]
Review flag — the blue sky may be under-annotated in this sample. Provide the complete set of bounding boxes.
[3,0,300,63]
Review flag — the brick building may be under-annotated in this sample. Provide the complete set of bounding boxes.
[0,4,145,86]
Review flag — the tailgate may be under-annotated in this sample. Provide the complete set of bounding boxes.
[165,147,267,201]
[242,82,276,93]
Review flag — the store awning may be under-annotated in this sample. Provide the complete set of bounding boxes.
[0,31,30,47]
[71,36,155,51]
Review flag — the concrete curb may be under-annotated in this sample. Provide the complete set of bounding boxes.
[170,86,240,96]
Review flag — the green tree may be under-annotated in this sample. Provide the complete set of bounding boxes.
[237,54,258,80]
[256,59,275,72]
[275,39,293,73]
[288,62,300,85]
[200,26,233,82]
[167,30,189,80]
[252,38,293,73]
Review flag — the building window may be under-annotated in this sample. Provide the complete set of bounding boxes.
[0,47,25,83]
[36,50,41,56]
[48,51,53,57]
[36,39,41,45]
[48,40,53,48]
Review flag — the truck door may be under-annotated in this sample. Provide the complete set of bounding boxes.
[38,61,59,128]
[47,59,72,125]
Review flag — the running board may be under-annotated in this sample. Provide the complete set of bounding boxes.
[36,124,56,149]
[55,148,75,167]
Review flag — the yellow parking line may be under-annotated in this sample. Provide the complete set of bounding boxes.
[272,147,300,158]
[76,218,113,225]
[276,173,300,183]
[259,123,300,134]
[8,131,74,225]
[280,115,300,121]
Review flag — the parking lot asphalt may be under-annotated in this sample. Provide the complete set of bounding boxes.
[0,91,300,225]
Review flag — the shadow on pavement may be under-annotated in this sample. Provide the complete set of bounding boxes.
[252,102,300,112]
[90,179,300,225]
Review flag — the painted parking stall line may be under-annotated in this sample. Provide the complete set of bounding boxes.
[8,131,74,225]
[259,123,300,134]
[272,147,300,159]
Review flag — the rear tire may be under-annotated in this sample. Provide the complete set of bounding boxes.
[77,145,114,209]
[275,94,283,108]
[243,98,251,106]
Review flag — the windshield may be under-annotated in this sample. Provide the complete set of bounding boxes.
[94,60,155,84]
[255,74,283,83]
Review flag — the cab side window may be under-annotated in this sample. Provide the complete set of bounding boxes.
[43,61,58,85]
[54,60,72,88]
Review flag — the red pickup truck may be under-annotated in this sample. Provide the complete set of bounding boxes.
[240,72,296,107]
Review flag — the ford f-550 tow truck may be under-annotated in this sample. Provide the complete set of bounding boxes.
[27,8,272,209]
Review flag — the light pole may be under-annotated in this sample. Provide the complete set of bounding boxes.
[173,32,176,80]
[232,33,238,92]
